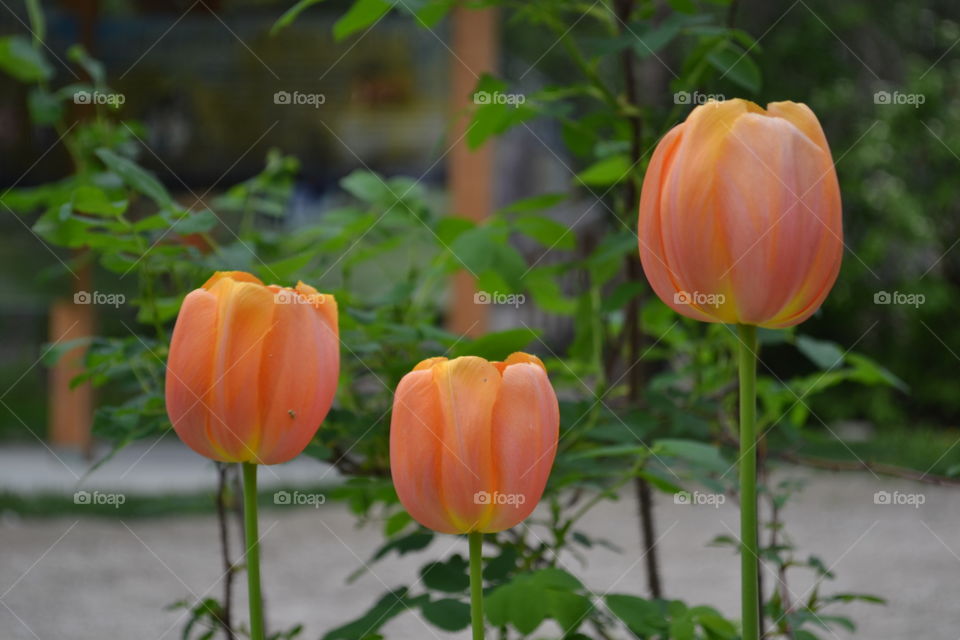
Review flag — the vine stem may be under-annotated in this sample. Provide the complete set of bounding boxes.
[242,462,265,640]
[468,531,485,640]
[738,324,759,640]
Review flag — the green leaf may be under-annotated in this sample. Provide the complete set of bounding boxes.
[605,594,668,636]
[96,149,172,208]
[264,250,316,282]
[173,209,217,234]
[67,45,105,86]
[27,87,64,126]
[371,530,433,561]
[601,281,645,313]
[707,42,761,93]
[420,598,470,631]
[500,193,566,214]
[669,613,696,640]
[271,0,327,35]
[697,612,737,638]
[487,583,547,634]
[545,590,591,632]
[514,214,573,250]
[448,226,527,291]
[72,185,127,217]
[451,328,540,360]
[466,75,537,149]
[654,438,728,473]
[795,335,845,370]
[399,0,453,27]
[334,0,392,41]
[383,510,412,536]
[41,338,92,366]
[576,154,631,187]
[340,169,393,204]
[26,0,46,46]
[525,268,576,315]
[667,0,697,13]
[420,555,469,593]
[321,588,427,640]
[0,35,52,82]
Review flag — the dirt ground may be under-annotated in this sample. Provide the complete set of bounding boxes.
[1,466,958,640]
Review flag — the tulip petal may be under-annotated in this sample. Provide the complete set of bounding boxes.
[390,369,459,533]
[485,361,559,532]
[205,277,277,462]
[166,289,222,460]
[717,113,842,326]
[431,356,501,532]
[255,288,339,464]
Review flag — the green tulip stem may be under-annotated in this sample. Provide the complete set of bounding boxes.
[468,531,485,640]
[738,324,759,640]
[242,462,265,640]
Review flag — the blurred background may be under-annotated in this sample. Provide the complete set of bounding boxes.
[0,0,959,639]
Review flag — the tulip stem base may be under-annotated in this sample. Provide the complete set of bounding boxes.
[242,462,265,640]
[468,531,484,640]
[738,324,759,640]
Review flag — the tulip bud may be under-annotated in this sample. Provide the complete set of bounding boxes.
[390,353,559,534]
[638,99,843,328]
[165,271,339,465]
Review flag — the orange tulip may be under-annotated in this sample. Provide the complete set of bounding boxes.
[390,353,559,534]
[638,98,842,328]
[165,271,339,465]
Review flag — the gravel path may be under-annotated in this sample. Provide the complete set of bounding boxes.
[1,466,957,639]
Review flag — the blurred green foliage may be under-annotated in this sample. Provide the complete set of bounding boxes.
[3,0,954,638]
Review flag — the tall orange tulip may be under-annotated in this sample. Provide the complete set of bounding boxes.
[166,270,339,640]
[165,270,340,465]
[638,98,842,328]
[637,98,843,640]
[390,353,559,535]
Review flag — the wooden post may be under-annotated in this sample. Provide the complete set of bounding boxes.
[447,5,497,337]
[48,265,94,453]
[49,0,99,454]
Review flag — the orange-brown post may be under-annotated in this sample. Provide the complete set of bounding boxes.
[48,265,94,453]
[49,0,99,454]
[447,5,498,337]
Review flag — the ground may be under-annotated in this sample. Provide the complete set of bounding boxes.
[0,443,957,639]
